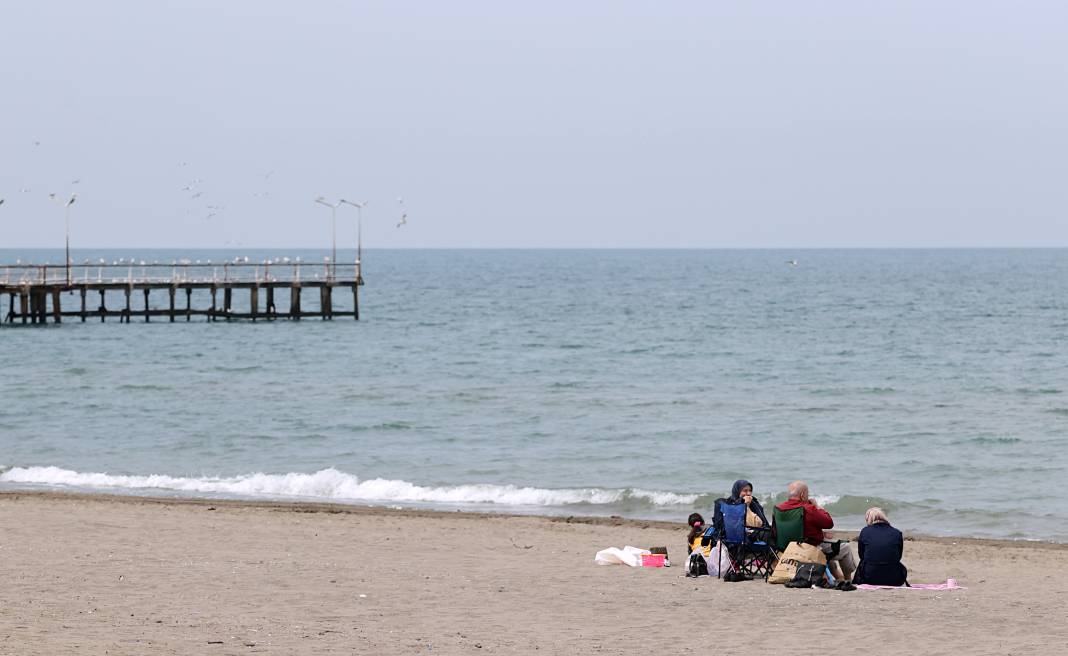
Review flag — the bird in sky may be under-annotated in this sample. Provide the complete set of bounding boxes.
[396,213,407,228]
[0,198,5,206]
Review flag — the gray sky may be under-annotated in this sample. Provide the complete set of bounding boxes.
[2,1,1066,248]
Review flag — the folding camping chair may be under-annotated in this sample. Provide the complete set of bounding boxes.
[772,506,805,552]
[714,500,776,580]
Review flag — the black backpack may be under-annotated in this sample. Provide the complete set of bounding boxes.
[784,563,830,588]
[686,552,708,577]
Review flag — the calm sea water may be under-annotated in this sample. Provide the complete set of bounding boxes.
[2,249,1066,540]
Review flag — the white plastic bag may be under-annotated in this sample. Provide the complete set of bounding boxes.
[594,545,650,567]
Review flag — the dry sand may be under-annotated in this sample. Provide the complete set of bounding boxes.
[1,492,1066,655]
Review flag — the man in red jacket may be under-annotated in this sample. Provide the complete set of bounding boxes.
[776,481,857,582]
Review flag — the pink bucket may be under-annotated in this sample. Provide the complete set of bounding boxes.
[641,553,666,567]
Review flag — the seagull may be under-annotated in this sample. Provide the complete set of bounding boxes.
[395,196,407,227]
[20,187,30,193]
[71,179,80,185]
[0,198,5,206]
[189,192,203,199]
[787,260,798,267]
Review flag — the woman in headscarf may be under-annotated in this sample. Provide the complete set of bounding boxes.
[852,507,908,586]
[712,479,769,537]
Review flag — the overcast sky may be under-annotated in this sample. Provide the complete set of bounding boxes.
[1,1,1066,248]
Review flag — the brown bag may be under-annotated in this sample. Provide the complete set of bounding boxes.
[768,542,827,584]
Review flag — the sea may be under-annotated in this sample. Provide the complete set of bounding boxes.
[1,248,1066,541]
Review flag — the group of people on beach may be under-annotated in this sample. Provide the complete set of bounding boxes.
[687,479,908,586]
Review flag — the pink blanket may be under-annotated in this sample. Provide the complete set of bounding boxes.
[857,578,964,591]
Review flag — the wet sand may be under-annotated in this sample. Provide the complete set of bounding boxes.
[1,492,1066,655]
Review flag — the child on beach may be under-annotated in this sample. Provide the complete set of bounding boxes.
[687,513,708,555]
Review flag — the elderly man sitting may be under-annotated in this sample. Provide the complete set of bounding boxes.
[775,481,857,583]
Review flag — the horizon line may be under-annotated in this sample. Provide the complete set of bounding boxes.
[3,245,1068,251]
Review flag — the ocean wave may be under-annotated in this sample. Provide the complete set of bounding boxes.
[822,494,903,515]
[0,466,700,508]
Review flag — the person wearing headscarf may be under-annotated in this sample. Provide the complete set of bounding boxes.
[852,507,908,586]
[712,479,769,537]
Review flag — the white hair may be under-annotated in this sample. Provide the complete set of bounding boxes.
[865,507,889,526]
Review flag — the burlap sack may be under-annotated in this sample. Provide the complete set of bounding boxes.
[768,542,827,584]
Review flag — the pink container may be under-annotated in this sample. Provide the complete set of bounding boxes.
[641,553,666,567]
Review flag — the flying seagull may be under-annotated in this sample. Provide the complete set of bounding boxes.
[0,198,5,206]
[787,260,798,267]
[396,196,407,227]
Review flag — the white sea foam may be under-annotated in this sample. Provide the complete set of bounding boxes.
[0,466,700,507]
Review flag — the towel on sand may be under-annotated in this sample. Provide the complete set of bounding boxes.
[858,578,965,591]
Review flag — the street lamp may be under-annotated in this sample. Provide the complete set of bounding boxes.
[49,192,77,285]
[339,199,367,281]
[314,196,341,279]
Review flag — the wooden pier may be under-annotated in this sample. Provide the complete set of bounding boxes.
[0,261,362,325]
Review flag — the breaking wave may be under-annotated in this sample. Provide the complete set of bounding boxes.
[0,466,700,508]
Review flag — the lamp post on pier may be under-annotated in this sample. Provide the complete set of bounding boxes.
[314,197,341,280]
[339,199,367,283]
[49,193,77,285]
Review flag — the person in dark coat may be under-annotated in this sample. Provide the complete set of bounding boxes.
[853,507,909,586]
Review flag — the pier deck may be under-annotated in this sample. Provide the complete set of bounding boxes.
[0,261,362,325]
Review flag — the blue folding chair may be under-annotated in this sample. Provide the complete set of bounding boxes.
[714,500,776,580]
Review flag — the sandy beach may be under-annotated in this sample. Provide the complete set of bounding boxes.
[1,492,1066,655]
